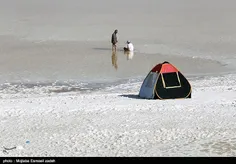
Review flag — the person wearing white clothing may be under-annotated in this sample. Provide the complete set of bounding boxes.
[124,40,134,60]
[124,40,134,52]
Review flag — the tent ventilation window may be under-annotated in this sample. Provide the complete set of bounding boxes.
[161,72,181,89]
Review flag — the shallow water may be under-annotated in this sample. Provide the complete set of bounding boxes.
[0,38,232,83]
[0,0,236,94]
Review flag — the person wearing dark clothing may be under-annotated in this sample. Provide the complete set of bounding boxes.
[111,29,118,51]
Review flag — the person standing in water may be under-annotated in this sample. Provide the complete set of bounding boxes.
[111,29,118,52]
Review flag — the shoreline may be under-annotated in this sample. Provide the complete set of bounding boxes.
[0,36,235,98]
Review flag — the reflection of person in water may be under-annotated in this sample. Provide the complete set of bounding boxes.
[124,51,134,60]
[111,51,118,70]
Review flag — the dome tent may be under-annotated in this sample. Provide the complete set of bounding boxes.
[139,61,191,99]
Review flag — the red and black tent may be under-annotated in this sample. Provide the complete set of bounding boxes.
[139,61,192,99]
